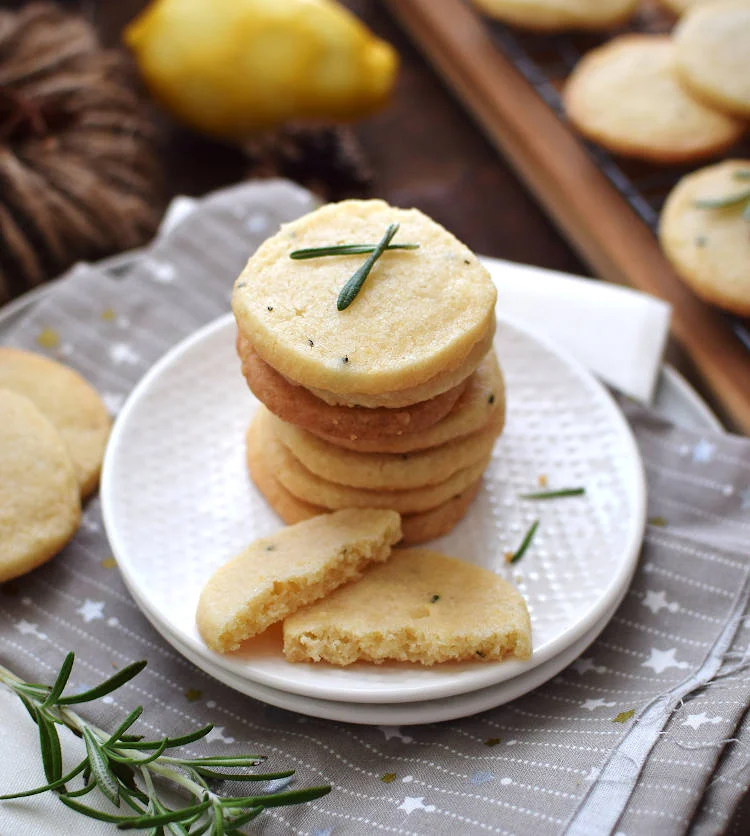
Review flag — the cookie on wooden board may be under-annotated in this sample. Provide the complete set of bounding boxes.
[270,401,503,490]
[0,389,81,583]
[563,35,744,164]
[250,409,490,514]
[236,333,467,441]
[283,548,532,666]
[471,0,639,31]
[674,0,750,120]
[232,199,497,403]
[246,417,482,544]
[311,350,505,452]
[659,160,750,317]
[196,509,401,653]
[0,348,111,498]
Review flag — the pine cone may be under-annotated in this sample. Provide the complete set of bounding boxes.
[244,124,373,202]
[0,3,163,302]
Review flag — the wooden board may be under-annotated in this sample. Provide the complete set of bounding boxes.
[385,0,750,434]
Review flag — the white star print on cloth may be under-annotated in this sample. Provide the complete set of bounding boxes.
[109,342,140,365]
[398,797,436,814]
[642,647,690,674]
[692,439,716,463]
[205,726,235,744]
[643,590,680,615]
[378,726,413,743]
[683,712,723,730]
[75,600,105,623]
[148,260,176,283]
[572,657,607,675]
[582,698,617,711]
[15,620,47,640]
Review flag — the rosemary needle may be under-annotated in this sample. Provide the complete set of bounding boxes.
[510,520,539,564]
[289,242,419,259]
[337,223,400,311]
[519,487,586,500]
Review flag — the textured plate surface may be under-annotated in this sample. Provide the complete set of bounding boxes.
[102,313,646,703]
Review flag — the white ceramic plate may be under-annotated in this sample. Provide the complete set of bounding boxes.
[102,309,646,704]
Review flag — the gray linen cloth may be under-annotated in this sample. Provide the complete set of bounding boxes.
[0,181,748,835]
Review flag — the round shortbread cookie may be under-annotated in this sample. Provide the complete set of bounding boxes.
[674,0,750,120]
[232,199,497,399]
[270,402,503,490]
[0,348,111,498]
[249,410,490,514]
[0,389,81,582]
[314,351,504,452]
[304,324,495,409]
[471,0,639,31]
[245,421,482,544]
[282,548,532,666]
[237,333,467,438]
[563,35,744,164]
[659,160,750,317]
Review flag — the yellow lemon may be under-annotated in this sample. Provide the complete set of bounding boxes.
[125,0,398,140]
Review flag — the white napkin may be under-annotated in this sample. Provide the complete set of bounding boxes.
[161,197,672,404]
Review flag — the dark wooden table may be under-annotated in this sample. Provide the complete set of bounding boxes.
[63,0,589,278]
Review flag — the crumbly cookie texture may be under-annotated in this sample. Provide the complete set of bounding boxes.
[0,389,81,582]
[0,348,111,498]
[674,0,750,119]
[245,417,482,544]
[471,0,639,31]
[563,35,744,164]
[659,160,750,317]
[236,333,467,439]
[271,397,503,490]
[196,509,401,653]
[283,548,532,666]
[313,350,504,452]
[251,409,490,514]
[232,199,497,399]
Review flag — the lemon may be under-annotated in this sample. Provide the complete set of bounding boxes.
[125,0,398,141]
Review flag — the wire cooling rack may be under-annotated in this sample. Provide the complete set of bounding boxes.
[486,6,750,348]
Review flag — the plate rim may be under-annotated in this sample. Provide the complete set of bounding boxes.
[101,311,647,704]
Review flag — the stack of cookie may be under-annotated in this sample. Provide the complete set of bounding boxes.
[232,199,502,544]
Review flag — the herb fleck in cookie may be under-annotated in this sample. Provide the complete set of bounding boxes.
[471,0,639,31]
[659,160,750,316]
[236,334,468,440]
[283,548,532,666]
[563,35,744,163]
[674,0,750,120]
[0,389,81,582]
[232,199,497,403]
[0,348,111,498]
[196,509,401,653]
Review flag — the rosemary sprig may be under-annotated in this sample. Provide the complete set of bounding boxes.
[0,653,330,832]
[510,520,540,564]
[289,242,419,259]
[337,223,400,311]
[694,170,750,221]
[518,487,586,500]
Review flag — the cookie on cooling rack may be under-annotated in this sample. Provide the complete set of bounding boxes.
[563,35,744,164]
[471,0,639,31]
[659,160,750,317]
[674,0,750,120]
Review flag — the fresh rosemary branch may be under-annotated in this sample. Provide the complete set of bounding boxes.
[510,520,540,564]
[694,170,750,221]
[337,223,401,311]
[289,242,419,259]
[0,653,330,833]
[518,487,586,500]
